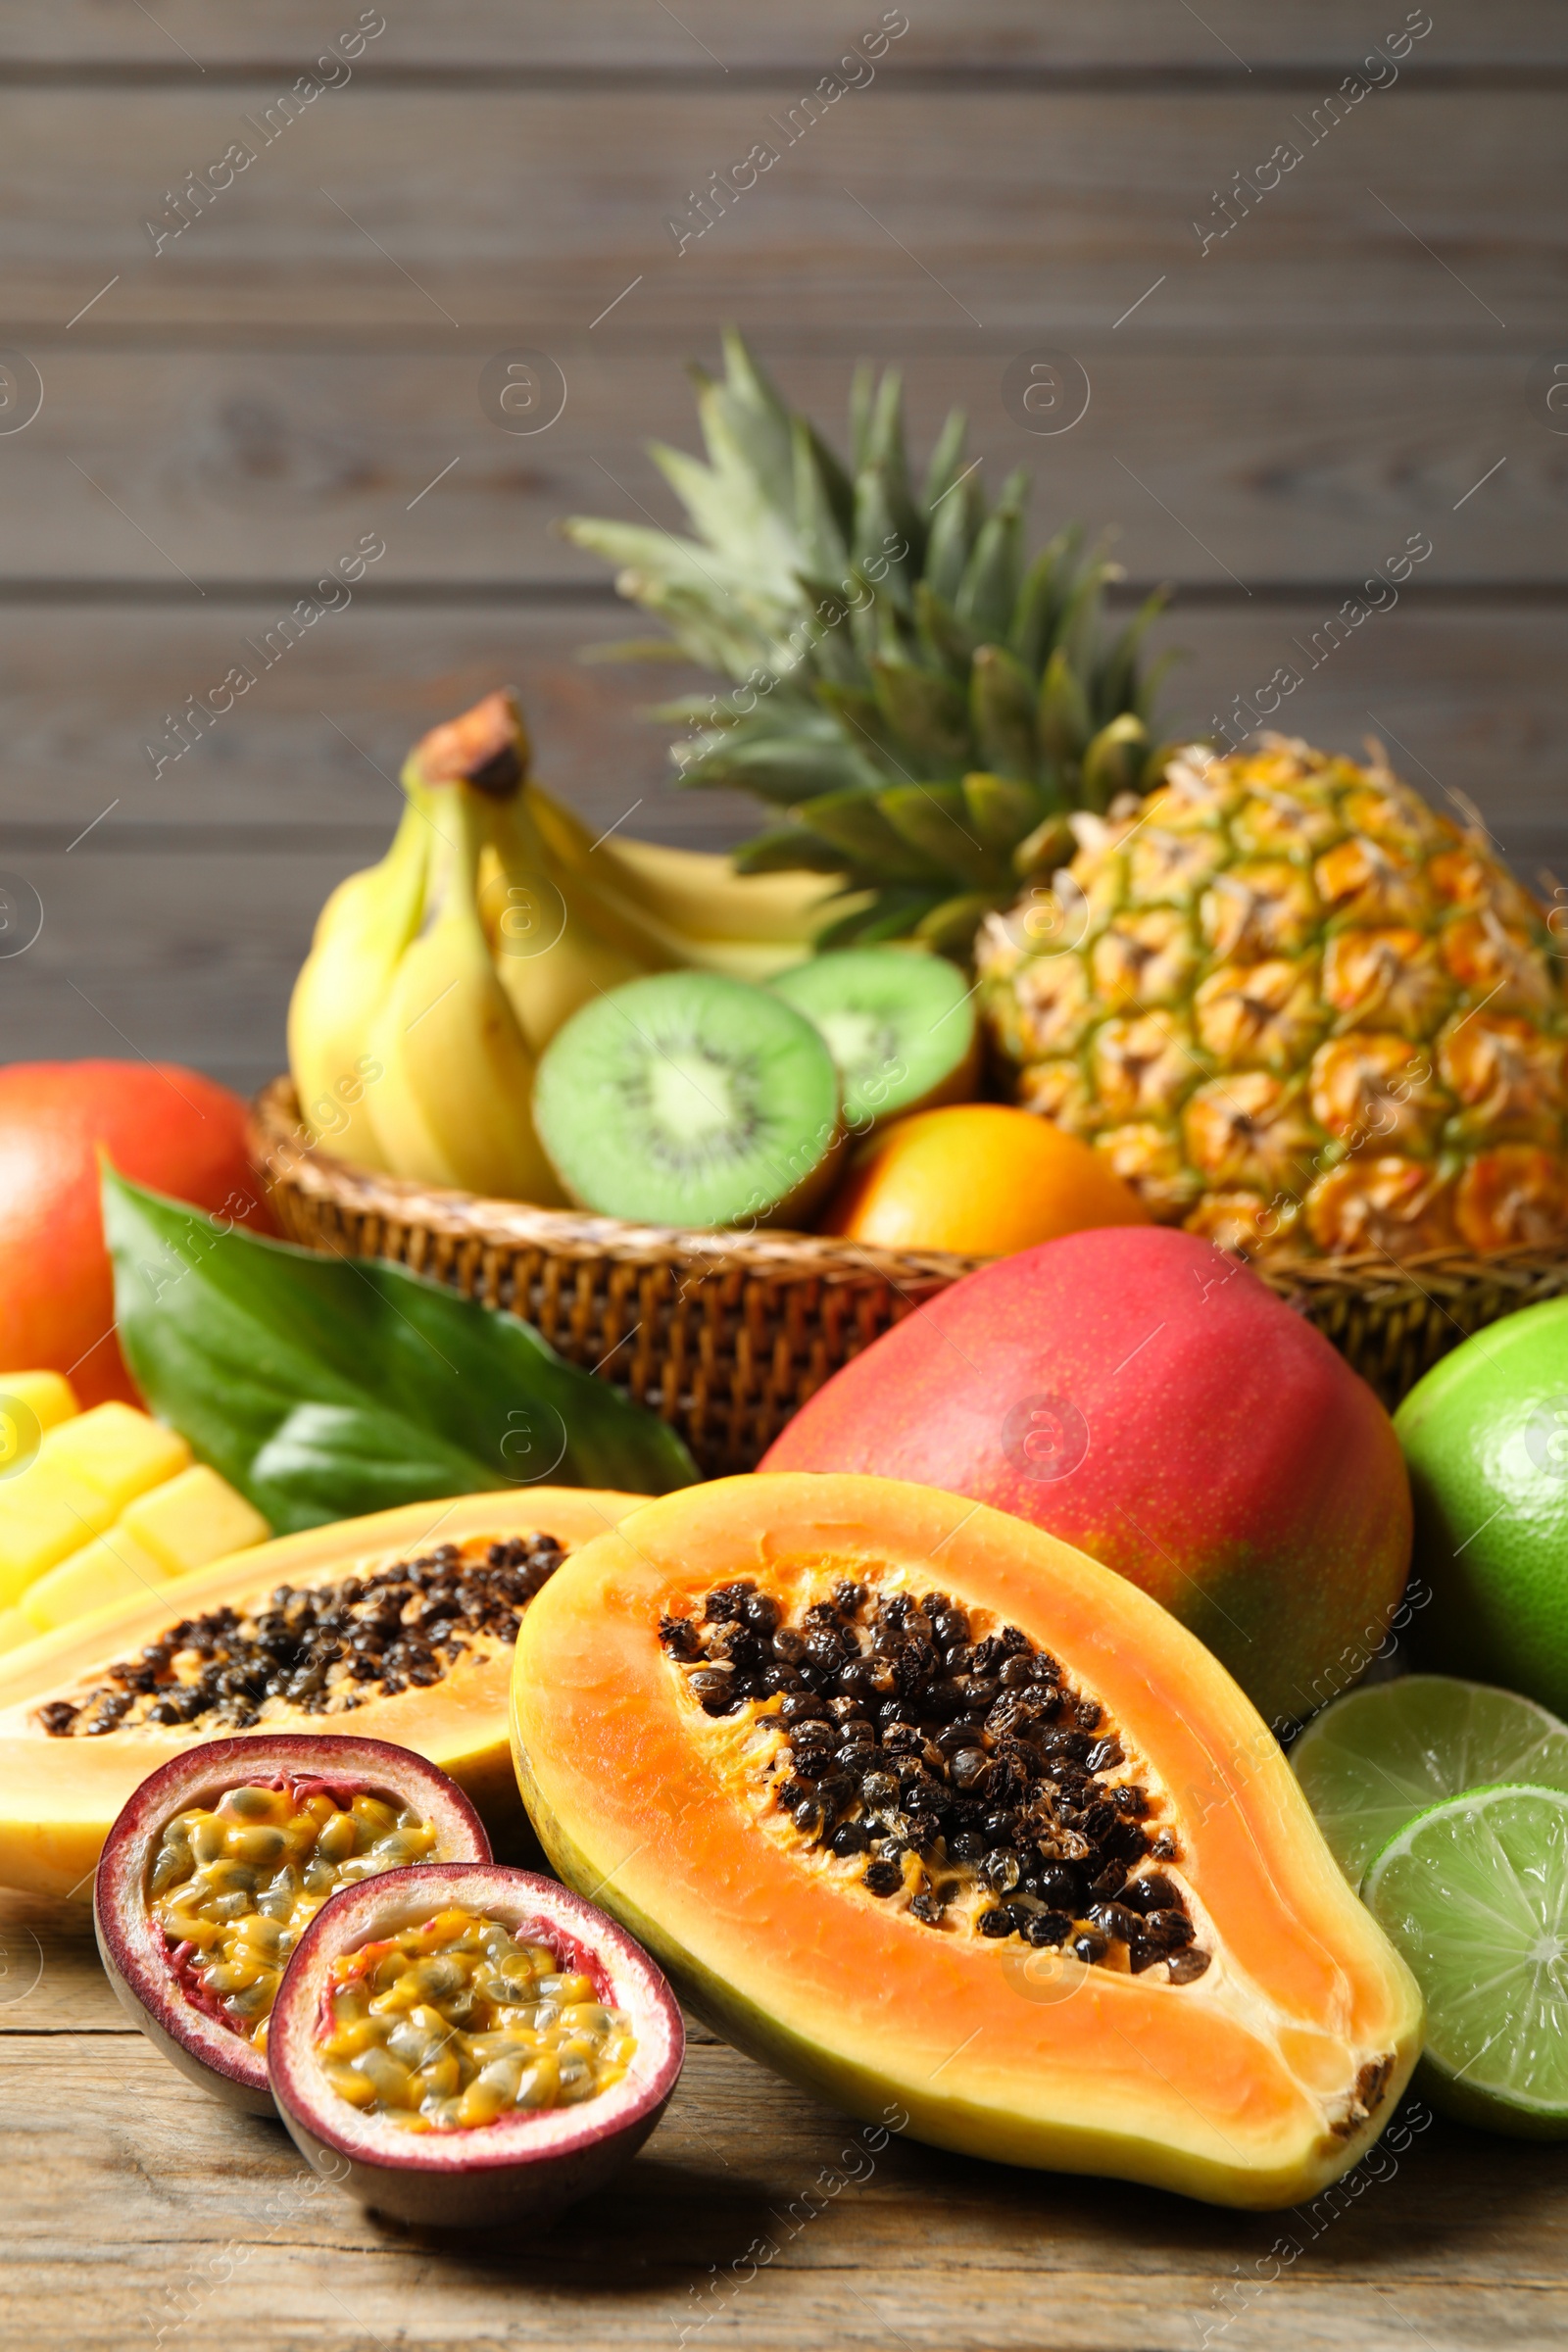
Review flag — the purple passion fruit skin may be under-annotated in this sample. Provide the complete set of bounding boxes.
[268,1863,684,2227]
[94,1736,491,2116]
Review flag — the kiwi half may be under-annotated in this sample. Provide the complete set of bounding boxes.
[770,948,979,1131]
[533,971,843,1229]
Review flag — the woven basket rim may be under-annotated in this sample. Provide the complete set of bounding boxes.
[250,1075,1568,1298]
[249,1076,984,1283]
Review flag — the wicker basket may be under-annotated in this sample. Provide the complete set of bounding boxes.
[250,1078,1568,1474]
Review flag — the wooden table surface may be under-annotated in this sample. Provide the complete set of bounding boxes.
[1,1877,1563,2352]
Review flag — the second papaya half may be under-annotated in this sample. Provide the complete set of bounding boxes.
[512,1474,1421,2210]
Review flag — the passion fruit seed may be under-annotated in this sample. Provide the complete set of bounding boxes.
[316,1906,637,2132]
[152,1778,438,2047]
[659,1581,1211,1984]
[38,1534,564,1740]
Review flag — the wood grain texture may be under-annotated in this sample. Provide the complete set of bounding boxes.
[2,1888,1565,2352]
[2,344,1555,588]
[3,89,1556,334]
[8,4,1566,74]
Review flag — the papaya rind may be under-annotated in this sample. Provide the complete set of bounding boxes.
[511,1472,1425,2211]
[0,1488,644,1901]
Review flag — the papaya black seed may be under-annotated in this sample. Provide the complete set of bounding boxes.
[677,1576,1209,1984]
[1121,1871,1179,1914]
[1166,1948,1211,1984]
[1142,1909,1196,1951]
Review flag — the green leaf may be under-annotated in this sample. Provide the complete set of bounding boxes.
[921,408,969,512]
[677,727,876,804]
[869,657,972,778]
[875,784,1004,891]
[913,580,977,681]
[731,825,852,875]
[852,467,918,608]
[1093,587,1171,725]
[923,476,981,606]
[963,769,1045,854]
[815,885,948,949]
[791,417,850,576]
[1008,525,1084,676]
[1038,643,1093,768]
[969,644,1038,782]
[796,789,949,881]
[1080,712,1150,813]
[955,487,1026,644]
[104,1169,699,1536]
[813,680,912,780]
[913,891,1002,957]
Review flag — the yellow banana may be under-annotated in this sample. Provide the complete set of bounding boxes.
[286,794,428,1168]
[366,782,564,1204]
[524,782,853,948]
[479,791,650,1054]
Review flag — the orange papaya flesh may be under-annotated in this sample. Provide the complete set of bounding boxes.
[0,1489,643,1901]
[511,1474,1423,2210]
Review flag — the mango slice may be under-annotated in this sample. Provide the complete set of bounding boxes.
[0,1374,270,1631]
[121,1464,270,1575]
[0,1372,79,1458]
[41,1402,191,1512]
[0,1465,119,1605]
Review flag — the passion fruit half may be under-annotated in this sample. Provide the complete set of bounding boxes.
[268,1863,684,2227]
[94,1734,490,2115]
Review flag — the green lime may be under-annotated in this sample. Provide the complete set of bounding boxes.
[1292,1674,1568,1885]
[1395,1298,1568,1713]
[1361,1783,1568,2137]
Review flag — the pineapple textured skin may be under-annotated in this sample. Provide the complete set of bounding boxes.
[976,736,1568,1260]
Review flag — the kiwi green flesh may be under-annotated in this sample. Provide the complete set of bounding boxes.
[533,971,843,1229]
[771,949,977,1128]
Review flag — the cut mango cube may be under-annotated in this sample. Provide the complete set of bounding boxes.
[0,1464,119,1607]
[23,1529,173,1634]
[40,1401,191,1512]
[121,1464,270,1576]
[0,1371,79,1466]
[0,1375,270,1627]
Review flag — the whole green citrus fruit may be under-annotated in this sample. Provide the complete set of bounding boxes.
[1396,1298,1568,1713]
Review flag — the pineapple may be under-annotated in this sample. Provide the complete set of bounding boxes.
[976,736,1568,1259]
[564,331,1168,952]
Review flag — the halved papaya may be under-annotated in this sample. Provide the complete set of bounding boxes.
[0,1488,642,1900]
[511,1473,1423,2209]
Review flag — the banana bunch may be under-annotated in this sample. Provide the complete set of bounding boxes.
[287,690,847,1198]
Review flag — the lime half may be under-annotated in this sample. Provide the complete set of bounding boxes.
[1362,1784,1568,2137]
[1291,1675,1568,1886]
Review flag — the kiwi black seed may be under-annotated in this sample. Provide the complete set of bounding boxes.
[770,948,978,1131]
[533,970,844,1228]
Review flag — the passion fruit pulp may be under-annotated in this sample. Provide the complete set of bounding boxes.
[268,1863,684,2227]
[94,1735,491,2114]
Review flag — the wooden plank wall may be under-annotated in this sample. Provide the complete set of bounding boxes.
[1,2,1563,1094]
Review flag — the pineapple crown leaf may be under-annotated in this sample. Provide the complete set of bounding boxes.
[564,329,1174,953]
